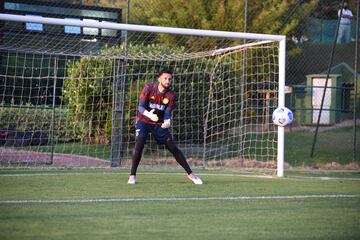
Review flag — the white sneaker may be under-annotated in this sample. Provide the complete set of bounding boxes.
[187,173,203,185]
[127,175,136,184]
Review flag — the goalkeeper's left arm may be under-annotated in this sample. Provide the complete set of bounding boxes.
[161,107,172,128]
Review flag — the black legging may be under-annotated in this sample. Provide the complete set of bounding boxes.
[130,137,192,175]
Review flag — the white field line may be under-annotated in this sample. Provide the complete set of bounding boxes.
[0,194,359,204]
[1,172,360,181]
[0,172,274,178]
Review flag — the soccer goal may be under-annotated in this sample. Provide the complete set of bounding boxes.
[0,14,286,176]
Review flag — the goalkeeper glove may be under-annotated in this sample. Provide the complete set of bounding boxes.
[143,109,159,122]
[161,119,171,128]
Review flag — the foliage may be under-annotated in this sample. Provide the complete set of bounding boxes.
[0,53,65,106]
[37,0,124,8]
[130,0,319,45]
[247,0,319,35]
[0,105,74,141]
[312,0,358,20]
[64,41,279,148]
[63,44,188,144]
[131,0,245,32]
[64,56,114,144]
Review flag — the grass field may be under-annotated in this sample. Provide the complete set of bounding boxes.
[0,168,359,240]
[285,126,360,166]
[16,126,360,168]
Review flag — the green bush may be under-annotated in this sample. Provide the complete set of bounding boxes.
[64,44,187,144]
[0,105,75,141]
[63,43,276,146]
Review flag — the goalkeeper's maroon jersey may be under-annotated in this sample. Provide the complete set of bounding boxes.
[137,82,175,125]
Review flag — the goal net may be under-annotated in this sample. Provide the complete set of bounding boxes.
[0,14,286,175]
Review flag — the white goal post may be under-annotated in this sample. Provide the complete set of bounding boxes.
[0,13,286,177]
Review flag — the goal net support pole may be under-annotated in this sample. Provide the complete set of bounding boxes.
[278,40,286,177]
[0,13,286,177]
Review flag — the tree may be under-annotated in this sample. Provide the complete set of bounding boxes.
[130,0,245,32]
[130,0,319,36]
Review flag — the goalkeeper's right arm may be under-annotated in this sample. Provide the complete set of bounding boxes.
[138,99,158,122]
[143,109,159,122]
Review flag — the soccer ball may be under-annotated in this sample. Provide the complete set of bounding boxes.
[272,107,293,127]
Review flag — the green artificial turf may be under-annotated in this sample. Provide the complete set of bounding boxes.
[0,169,359,240]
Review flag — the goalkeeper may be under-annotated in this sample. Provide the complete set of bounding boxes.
[127,69,203,185]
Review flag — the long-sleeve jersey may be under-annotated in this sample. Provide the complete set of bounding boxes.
[137,82,175,124]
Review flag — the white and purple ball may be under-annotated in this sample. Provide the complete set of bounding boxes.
[272,107,293,127]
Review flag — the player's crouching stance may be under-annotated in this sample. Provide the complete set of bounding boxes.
[127,69,203,185]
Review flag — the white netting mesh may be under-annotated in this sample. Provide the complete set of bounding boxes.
[0,15,280,171]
